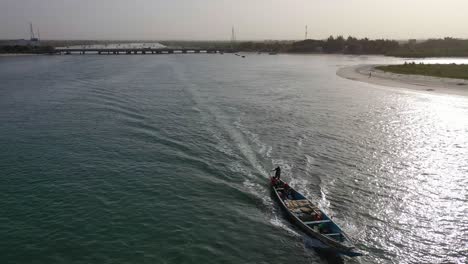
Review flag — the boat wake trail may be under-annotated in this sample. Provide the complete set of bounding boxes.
[172,60,269,181]
[171,59,313,238]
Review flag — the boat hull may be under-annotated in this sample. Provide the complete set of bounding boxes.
[270,179,362,257]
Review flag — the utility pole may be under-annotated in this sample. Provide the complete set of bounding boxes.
[230,26,236,49]
[29,22,36,40]
[305,25,308,40]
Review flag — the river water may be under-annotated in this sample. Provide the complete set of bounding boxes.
[0,54,467,264]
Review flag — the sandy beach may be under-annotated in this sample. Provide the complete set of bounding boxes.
[337,64,468,96]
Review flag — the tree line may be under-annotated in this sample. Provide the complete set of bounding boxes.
[234,36,468,57]
[234,36,399,54]
[387,37,468,57]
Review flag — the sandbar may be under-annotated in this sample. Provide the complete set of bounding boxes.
[337,64,468,96]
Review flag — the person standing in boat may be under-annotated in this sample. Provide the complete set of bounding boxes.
[272,166,281,180]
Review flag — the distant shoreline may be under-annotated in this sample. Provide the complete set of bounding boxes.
[0,53,39,57]
[337,64,468,96]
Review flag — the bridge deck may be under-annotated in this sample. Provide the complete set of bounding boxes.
[54,48,230,54]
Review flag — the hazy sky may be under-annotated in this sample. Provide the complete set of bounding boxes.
[1,0,467,40]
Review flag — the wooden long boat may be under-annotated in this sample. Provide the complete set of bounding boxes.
[271,177,363,257]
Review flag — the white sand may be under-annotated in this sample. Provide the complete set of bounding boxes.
[337,64,468,96]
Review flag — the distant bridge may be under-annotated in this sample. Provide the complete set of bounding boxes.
[54,48,230,55]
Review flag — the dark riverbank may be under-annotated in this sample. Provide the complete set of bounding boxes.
[376,63,468,80]
[0,45,54,54]
[164,37,468,57]
[3,37,468,57]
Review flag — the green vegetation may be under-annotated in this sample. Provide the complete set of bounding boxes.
[160,40,232,49]
[387,38,468,57]
[167,37,399,54]
[235,41,293,53]
[160,40,293,53]
[376,63,468,80]
[291,36,468,56]
[288,36,399,54]
[184,36,468,57]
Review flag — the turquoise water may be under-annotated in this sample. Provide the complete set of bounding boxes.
[1,54,467,264]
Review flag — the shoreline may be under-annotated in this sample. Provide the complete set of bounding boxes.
[337,64,468,96]
[0,53,40,57]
